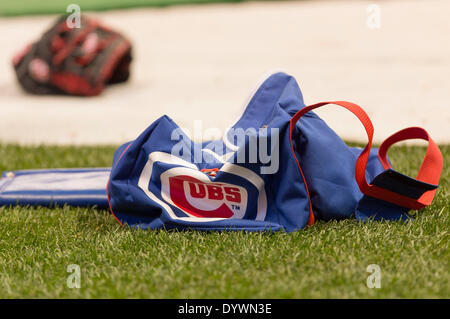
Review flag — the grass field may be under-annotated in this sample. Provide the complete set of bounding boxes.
[0,143,448,298]
[0,0,268,16]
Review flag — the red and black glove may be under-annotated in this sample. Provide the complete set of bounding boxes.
[12,14,132,96]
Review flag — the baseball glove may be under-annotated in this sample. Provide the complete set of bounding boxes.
[12,14,132,96]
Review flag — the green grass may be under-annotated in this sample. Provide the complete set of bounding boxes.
[0,143,448,298]
[0,0,271,17]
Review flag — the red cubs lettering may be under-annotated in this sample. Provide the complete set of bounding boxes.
[207,185,224,200]
[224,187,241,203]
[186,181,240,202]
[169,175,240,218]
[188,182,206,198]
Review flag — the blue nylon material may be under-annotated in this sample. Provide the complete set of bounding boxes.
[108,72,415,232]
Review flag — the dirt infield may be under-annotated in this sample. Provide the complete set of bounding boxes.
[0,0,449,145]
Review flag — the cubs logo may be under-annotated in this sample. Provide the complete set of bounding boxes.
[162,173,247,218]
[138,151,267,222]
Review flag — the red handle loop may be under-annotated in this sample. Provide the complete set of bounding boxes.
[289,101,443,210]
[377,127,443,207]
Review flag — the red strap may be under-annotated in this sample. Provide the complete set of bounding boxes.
[289,101,443,210]
[377,127,443,207]
[289,100,374,226]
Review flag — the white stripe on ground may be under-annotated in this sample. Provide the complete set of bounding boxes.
[0,0,448,145]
